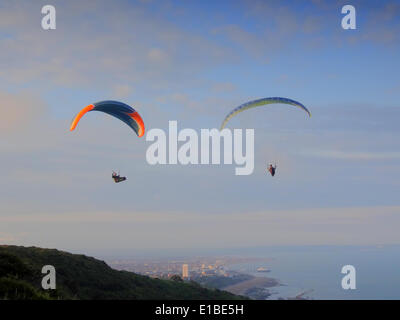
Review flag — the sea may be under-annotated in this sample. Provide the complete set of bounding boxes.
[224,245,400,300]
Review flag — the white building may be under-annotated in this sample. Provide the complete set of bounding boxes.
[182,264,189,279]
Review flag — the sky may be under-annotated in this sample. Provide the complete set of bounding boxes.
[0,0,400,256]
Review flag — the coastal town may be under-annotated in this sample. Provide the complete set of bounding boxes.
[108,256,280,299]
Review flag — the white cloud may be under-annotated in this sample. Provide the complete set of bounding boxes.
[0,1,234,90]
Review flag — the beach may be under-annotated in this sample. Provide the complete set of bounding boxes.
[223,275,279,299]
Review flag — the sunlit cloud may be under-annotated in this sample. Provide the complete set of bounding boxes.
[0,90,46,133]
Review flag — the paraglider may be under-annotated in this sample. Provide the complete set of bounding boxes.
[268,164,277,177]
[112,171,127,183]
[220,97,311,177]
[70,100,145,137]
[220,97,311,130]
[70,100,144,184]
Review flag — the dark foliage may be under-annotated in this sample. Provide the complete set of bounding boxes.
[0,245,245,300]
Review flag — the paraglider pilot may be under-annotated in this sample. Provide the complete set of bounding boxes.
[112,171,127,183]
[268,164,277,177]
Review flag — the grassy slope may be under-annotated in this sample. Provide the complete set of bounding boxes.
[0,245,245,300]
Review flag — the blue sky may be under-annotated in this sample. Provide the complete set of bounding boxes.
[0,0,399,255]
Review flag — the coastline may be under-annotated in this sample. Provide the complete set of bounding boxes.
[222,275,280,299]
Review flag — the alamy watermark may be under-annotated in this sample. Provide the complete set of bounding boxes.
[41,5,56,30]
[146,121,255,175]
[41,265,56,290]
[341,5,356,30]
[341,265,356,290]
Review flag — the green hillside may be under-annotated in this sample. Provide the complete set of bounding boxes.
[0,245,244,300]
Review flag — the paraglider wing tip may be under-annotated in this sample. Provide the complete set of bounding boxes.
[220,120,228,131]
[69,123,77,131]
[127,110,145,137]
[69,104,95,132]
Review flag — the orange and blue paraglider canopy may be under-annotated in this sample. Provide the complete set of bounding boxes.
[70,100,145,137]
